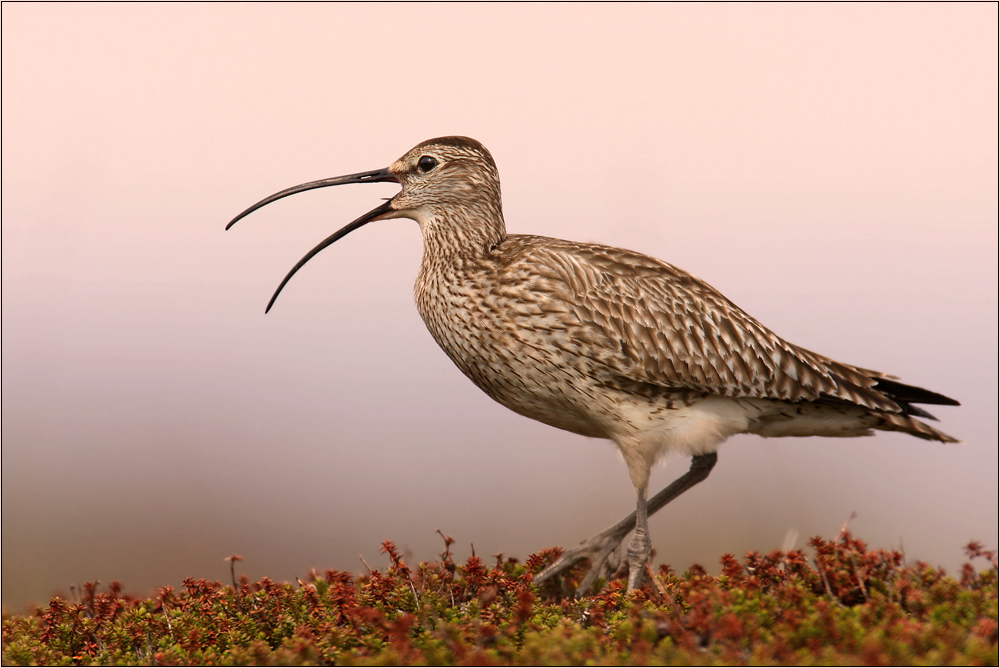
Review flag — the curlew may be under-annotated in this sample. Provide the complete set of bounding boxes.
[227,136,959,595]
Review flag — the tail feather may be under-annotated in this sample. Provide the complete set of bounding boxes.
[772,367,961,443]
[859,373,960,442]
[876,412,962,444]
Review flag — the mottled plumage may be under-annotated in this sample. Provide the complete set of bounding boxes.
[228,135,959,595]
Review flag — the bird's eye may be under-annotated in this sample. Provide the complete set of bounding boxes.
[417,156,438,172]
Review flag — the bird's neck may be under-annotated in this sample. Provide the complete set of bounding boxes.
[419,203,507,262]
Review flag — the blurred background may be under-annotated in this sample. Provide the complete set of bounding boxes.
[3,4,996,611]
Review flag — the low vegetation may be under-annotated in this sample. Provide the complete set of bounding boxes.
[3,529,997,666]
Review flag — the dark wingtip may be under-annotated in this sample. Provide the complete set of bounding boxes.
[874,378,960,407]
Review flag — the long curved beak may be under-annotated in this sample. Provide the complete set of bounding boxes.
[226,167,400,313]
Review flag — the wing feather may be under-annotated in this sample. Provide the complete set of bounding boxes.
[516,237,905,412]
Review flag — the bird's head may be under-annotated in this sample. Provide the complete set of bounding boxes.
[388,136,502,226]
[227,136,505,312]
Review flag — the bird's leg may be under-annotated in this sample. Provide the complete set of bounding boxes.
[626,486,651,590]
[534,452,718,597]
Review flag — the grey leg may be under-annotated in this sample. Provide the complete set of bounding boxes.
[626,486,651,590]
[534,452,718,597]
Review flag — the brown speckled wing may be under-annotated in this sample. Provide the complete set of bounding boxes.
[513,236,903,413]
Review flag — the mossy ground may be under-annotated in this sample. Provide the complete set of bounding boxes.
[3,531,997,666]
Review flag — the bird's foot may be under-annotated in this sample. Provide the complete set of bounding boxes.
[533,524,632,598]
[533,455,720,599]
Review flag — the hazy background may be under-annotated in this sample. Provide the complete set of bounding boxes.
[3,4,997,611]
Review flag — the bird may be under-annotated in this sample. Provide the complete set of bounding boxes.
[227,136,960,596]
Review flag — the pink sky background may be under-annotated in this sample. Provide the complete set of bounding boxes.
[3,4,997,610]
